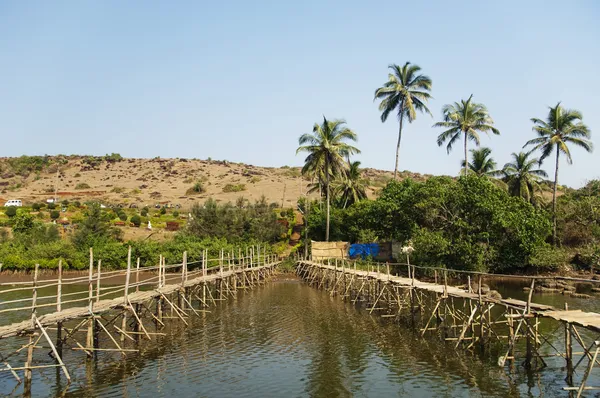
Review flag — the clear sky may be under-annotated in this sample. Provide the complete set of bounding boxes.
[0,1,598,187]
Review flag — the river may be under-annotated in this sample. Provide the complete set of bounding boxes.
[1,277,599,397]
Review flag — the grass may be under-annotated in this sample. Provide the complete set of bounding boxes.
[75,183,91,190]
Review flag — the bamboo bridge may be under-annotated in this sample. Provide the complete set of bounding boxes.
[297,259,600,397]
[0,246,279,395]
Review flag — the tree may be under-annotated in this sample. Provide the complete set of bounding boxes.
[5,207,17,218]
[501,152,548,204]
[334,161,368,208]
[434,95,500,176]
[524,103,593,245]
[461,147,499,177]
[297,117,359,241]
[72,203,122,248]
[374,62,432,179]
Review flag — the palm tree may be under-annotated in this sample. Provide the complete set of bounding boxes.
[434,95,500,176]
[501,152,548,205]
[374,62,432,180]
[297,117,360,241]
[524,103,593,245]
[461,147,499,177]
[334,161,368,208]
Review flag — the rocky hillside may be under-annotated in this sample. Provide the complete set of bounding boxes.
[0,155,430,209]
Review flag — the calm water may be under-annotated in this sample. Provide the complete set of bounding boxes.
[2,278,600,397]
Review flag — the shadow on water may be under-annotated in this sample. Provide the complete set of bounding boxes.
[2,279,596,397]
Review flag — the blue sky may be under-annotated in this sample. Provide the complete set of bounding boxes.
[0,1,598,187]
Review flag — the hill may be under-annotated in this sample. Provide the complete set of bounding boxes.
[0,155,433,209]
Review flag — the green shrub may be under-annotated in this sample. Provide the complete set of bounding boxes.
[160,207,167,215]
[173,210,180,217]
[186,181,206,195]
[75,183,91,190]
[47,202,56,210]
[73,201,81,208]
[50,210,60,220]
[130,215,142,227]
[222,184,246,193]
[119,212,128,222]
[31,203,42,211]
[141,207,148,217]
[104,153,123,163]
[4,207,17,217]
[528,245,570,271]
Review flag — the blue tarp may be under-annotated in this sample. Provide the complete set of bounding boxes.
[349,243,380,259]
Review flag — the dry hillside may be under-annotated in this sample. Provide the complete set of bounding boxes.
[0,156,430,210]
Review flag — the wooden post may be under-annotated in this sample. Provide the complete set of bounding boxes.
[56,259,63,359]
[24,334,34,390]
[31,264,39,326]
[565,302,573,384]
[525,278,535,369]
[180,251,187,310]
[86,249,94,354]
[96,260,102,303]
[135,258,140,293]
[121,246,132,343]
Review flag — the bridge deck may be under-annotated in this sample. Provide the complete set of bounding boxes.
[0,264,273,339]
[305,261,600,332]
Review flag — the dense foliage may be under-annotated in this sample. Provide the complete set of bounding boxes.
[306,176,553,272]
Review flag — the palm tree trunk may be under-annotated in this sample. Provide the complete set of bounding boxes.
[552,144,560,246]
[393,103,405,180]
[325,158,330,242]
[463,132,468,177]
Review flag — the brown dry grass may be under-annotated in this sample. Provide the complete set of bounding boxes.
[0,157,400,210]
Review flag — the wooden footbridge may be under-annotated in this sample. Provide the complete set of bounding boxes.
[297,258,600,397]
[0,246,279,394]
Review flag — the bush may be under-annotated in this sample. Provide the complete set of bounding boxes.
[173,211,180,217]
[4,207,17,217]
[141,207,148,217]
[31,203,42,211]
[104,153,123,163]
[130,215,142,227]
[118,212,128,222]
[160,207,167,215]
[186,181,206,195]
[222,184,246,193]
[47,202,56,210]
[73,201,81,208]
[528,245,571,271]
[50,210,60,220]
[75,183,91,190]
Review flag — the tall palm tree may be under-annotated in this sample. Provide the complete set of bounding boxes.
[501,152,548,205]
[460,147,499,177]
[297,117,359,241]
[374,62,432,180]
[434,95,500,176]
[524,103,593,245]
[334,161,368,208]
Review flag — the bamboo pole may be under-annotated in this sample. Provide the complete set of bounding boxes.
[96,260,102,303]
[34,316,71,382]
[135,258,141,293]
[31,264,39,327]
[565,302,573,384]
[56,259,63,360]
[121,247,132,343]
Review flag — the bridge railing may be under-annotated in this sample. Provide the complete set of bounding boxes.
[0,246,278,327]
